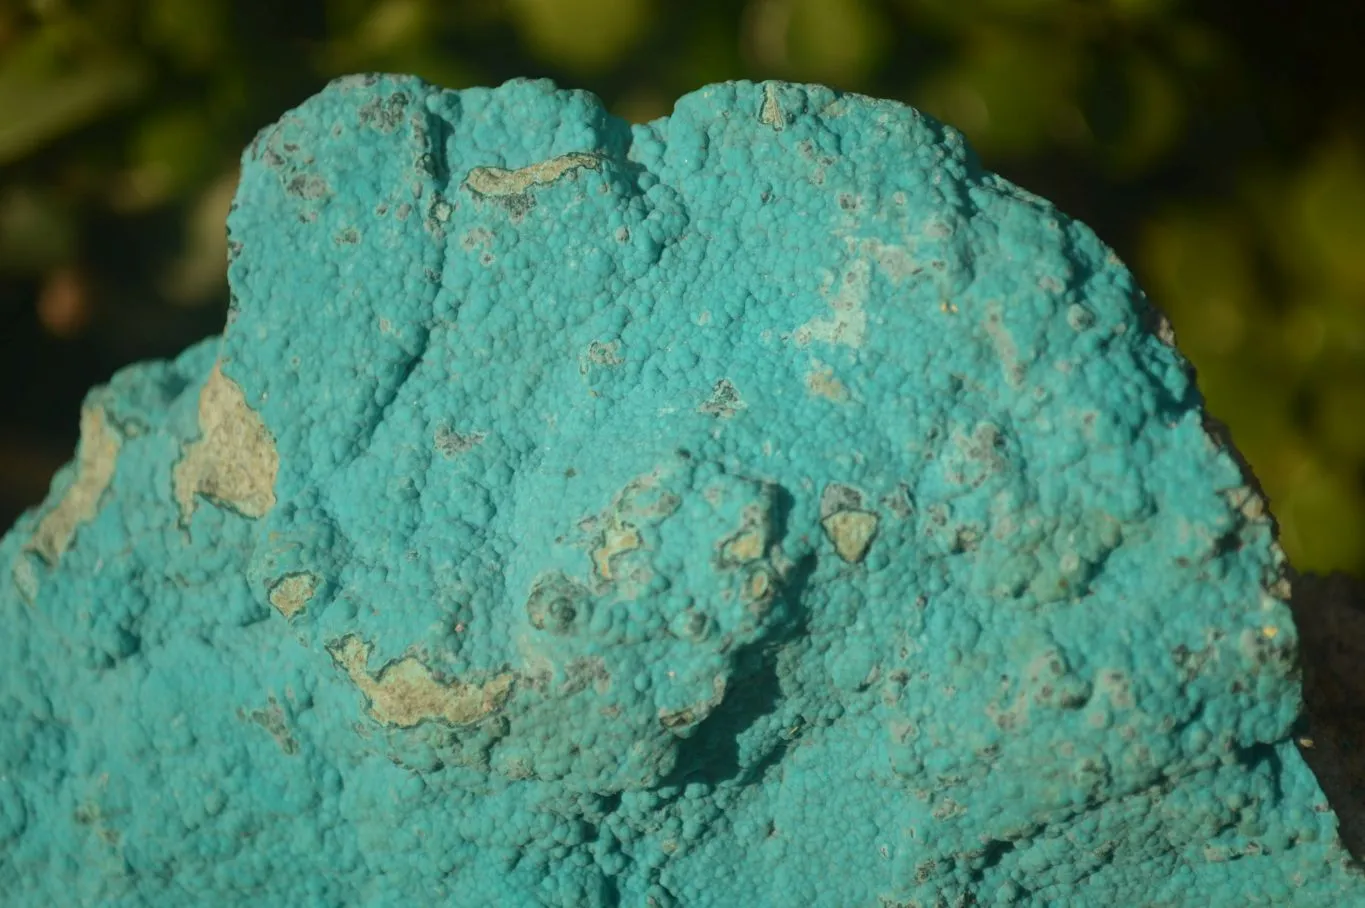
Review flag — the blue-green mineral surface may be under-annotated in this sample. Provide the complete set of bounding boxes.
[2,75,1362,907]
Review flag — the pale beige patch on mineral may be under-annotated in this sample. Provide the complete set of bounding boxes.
[722,526,766,564]
[821,509,879,564]
[718,499,774,566]
[759,83,786,130]
[268,572,318,619]
[173,363,279,523]
[580,339,624,374]
[28,406,122,564]
[982,299,1023,387]
[329,635,515,728]
[584,470,681,583]
[465,152,601,196]
[806,360,850,402]
[593,522,642,581]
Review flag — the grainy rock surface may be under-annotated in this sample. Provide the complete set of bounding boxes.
[2,75,1362,906]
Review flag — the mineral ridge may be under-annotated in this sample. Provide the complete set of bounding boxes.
[2,75,1362,906]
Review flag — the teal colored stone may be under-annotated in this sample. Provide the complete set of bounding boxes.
[2,75,1361,906]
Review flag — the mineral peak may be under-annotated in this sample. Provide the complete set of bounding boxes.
[1,75,1360,906]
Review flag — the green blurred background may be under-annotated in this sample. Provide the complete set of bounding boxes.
[0,0,1362,578]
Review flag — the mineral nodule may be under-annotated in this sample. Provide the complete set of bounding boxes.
[2,75,1361,907]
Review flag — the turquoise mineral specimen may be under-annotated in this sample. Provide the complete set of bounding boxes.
[2,75,1361,906]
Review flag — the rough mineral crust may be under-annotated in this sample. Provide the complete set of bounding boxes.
[1,75,1362,907]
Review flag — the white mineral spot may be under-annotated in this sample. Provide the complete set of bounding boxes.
[860,237,917,282]
[794,259,869,349]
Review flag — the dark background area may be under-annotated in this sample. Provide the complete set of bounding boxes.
[1,0,1362,577]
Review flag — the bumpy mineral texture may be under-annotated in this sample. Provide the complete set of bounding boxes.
[2,75,1361,907]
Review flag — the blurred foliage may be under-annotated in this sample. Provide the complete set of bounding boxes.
[0,0,1362,577]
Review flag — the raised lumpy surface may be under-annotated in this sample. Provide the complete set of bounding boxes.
[0,75,1359,906]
